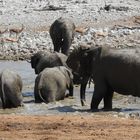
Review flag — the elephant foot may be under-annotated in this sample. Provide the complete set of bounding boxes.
[101,107,112,112]
[81,99,87,106]
[65,93,69,98]
[35,100,42,103]
[65,94,74,99]
[68,96,74,99]
[91,108,100,112]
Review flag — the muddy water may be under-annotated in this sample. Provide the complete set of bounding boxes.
[0,61,140,118]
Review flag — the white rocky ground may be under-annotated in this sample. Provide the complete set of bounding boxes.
[0,0,140,60]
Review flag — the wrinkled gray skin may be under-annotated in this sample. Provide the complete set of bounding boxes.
[0,69,23,109]
[66,45,140,111]
[31,51,68,74]
[49,17,75,55]
[34,66,73,103]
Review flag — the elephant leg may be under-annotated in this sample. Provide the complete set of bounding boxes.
[1,85,20,108]
[61,38,71,55]
[6,99,17,108]
[80,77,89,106]
[91,82,107,111]
[46,92,56,102]
[34,92,42,103]
[69,82,73,97]
[0,93,6,109]
[8,87,23,108]
[34,77,43,103]
[2,95,13,109]
[34,87,42,103]
[52,36,63,53]
[36,89,55,103]
[103,89,114,111]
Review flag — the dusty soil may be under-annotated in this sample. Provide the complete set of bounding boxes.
[0,114,140,140]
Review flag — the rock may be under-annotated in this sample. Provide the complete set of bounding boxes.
[0,24,8,34]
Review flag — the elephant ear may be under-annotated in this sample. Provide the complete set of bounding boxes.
[65,67,73,80]
[65,68,73,87]
[31,51,44,68]
[31,55,37,68]
[79,44,98,58]
[79,46,102,76]
[59,66,73,81]
[55,52,68,67]
[83,46,102,60]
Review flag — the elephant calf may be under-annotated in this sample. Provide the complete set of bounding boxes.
[34,66,73,103]
[0,69,23,108]
[31,51,68,74]
[49,17,75,55]
[66,45,140,111]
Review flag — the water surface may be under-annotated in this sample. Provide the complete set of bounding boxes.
[0,61,140,118]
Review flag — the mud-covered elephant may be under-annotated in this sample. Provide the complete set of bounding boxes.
[66,44,140,111]
[49,17,75,55]
[31,51,68,74]
[0,69,23,108]
[34,66,73,103]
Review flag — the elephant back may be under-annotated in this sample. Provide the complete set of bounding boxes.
[0,69,23,108]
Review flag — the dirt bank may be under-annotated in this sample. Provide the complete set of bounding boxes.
[0,114,140,140]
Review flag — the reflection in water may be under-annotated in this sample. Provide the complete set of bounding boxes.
[0,61,140,117]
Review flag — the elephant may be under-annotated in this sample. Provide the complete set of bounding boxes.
[0,69,23,109]
[49,17,75,55]
[34,66,73,103]
[31,51,68,74]
[66,44,140,111]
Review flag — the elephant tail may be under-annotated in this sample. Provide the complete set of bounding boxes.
[38,88,48,104]
[1,73,6,108]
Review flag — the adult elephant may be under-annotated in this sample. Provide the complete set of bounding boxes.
[66,44,140,111]
[31,51,68,74]
[0,69,23,109]
[34,66,73,103]
[49,17,75,55]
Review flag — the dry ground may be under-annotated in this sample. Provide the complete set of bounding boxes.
[0,114,140,140]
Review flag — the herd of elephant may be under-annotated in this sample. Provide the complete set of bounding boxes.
[1,17,140,112]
